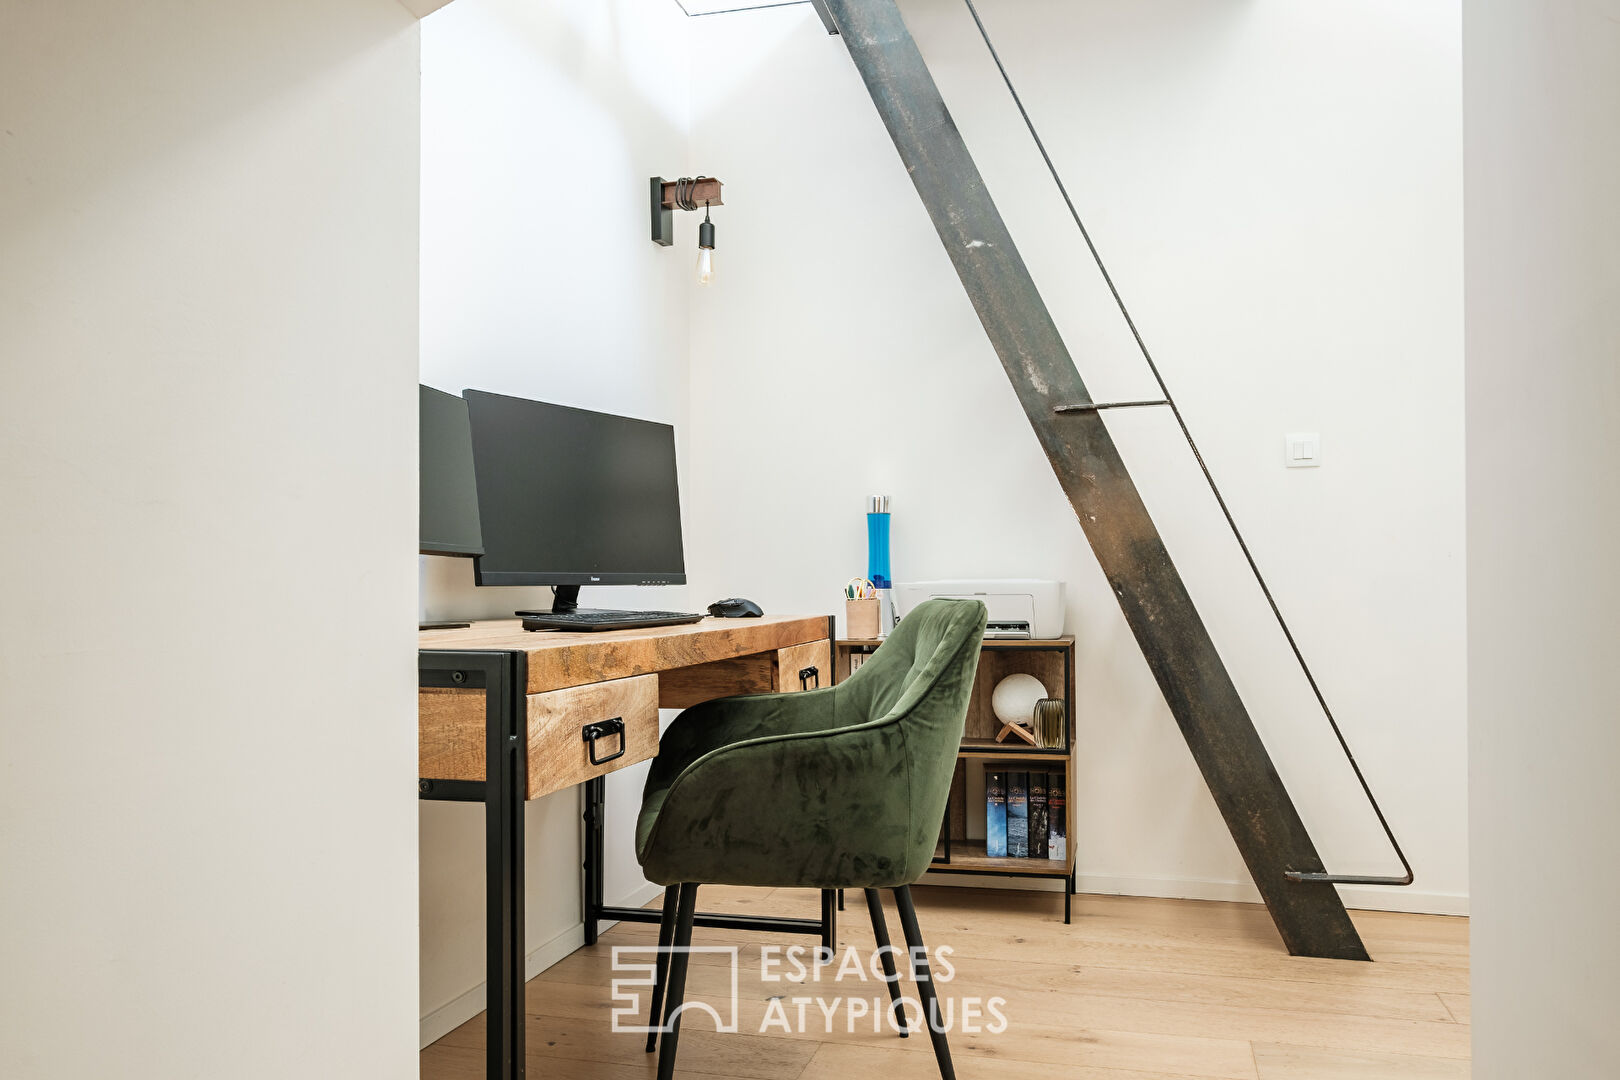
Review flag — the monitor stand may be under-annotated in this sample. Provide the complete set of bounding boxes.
[513,585,702,632]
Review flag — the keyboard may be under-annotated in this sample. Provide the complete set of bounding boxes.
[516,608,704,633]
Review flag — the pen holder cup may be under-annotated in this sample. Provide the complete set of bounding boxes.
[846,597,881,640]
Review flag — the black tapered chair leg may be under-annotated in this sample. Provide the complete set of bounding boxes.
[656,883,700,1080]
[863,888,909,1038]
[894,885,956,1080]
[838,888,845,911]
[819,889,838,960]
[645,884,680,1053]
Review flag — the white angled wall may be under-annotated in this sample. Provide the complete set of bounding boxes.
[1464,0,1620,1074]
[0,2,422,1076]
[416,0,694,1043]
[685,0,1467,914]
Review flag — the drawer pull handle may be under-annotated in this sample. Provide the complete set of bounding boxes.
[581,717,626,765]
[799,665,821,691]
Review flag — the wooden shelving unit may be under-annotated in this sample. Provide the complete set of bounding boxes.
[836,635,1077,922]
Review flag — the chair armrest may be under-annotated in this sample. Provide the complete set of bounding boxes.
[640,715,937,889]
[644,687,843,794]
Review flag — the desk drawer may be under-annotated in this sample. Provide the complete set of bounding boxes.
[419,673,659,799]
[776,641,831,693]
[526,674,659,799]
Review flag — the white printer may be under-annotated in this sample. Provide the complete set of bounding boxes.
[894,579,1065,639]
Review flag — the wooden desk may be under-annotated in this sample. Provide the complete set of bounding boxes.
[419,614,836,1080]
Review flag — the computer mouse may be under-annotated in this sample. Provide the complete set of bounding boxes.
[708,597,763,618]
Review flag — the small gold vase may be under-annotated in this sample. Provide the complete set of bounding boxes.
[1033,697,1066,749]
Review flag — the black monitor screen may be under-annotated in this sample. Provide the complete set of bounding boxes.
[463,390,686,587]
[419,385,484,557]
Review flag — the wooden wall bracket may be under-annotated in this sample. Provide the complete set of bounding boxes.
[817,0,1369,960]
[651,176,724,247]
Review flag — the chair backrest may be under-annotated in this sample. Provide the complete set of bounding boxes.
[840,598,987,879]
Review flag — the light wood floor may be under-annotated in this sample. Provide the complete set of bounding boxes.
[421,885,1470,1080]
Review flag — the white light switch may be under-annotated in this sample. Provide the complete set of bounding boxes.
[1285,432,1321,468]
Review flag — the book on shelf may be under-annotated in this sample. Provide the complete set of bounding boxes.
[1028,772,1049,859]
[1048,770,1067,862]
[985,771,1007,858]
[1006,771,1029,858]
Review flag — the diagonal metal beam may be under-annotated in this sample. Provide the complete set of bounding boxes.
[817,0,1367,960]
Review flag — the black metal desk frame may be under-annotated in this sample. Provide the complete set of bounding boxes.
[418,640,838,1080]
[418,649,527,1080]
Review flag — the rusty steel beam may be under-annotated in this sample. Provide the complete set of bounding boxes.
[817,0,1367,960]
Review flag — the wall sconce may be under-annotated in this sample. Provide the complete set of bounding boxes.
[651,175,723,285]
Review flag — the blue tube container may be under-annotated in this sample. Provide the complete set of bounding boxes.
[866,495,892,589]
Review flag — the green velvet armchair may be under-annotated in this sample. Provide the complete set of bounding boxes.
[634,598,987,1080]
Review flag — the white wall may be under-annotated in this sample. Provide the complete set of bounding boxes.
[0,2,421,1077]
[416,0,694,1042]
[1464,0,1620,1074]
[686,0,1467,914]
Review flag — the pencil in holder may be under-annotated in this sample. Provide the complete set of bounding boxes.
[846,597,881,640]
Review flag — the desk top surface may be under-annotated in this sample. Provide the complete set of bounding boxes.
[420,614,832,694]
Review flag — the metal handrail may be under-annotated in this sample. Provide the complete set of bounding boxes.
[963,0,1411,888]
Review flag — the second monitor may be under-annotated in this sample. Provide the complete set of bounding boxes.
[463,389,700,630]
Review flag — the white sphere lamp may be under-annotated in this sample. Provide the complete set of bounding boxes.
[991,673,1048,726]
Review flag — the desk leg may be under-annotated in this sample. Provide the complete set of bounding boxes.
[420,649,527,1080]
[486,651,527,1080]
[583,775,606,946]
[820,890,839,955]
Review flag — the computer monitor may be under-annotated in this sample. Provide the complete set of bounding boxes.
[419,385,484,558]
[463,390,686,611]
